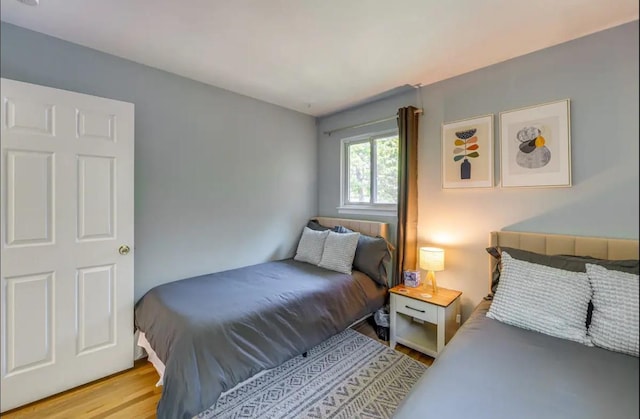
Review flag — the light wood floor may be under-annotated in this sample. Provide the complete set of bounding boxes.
[3,320,433,418]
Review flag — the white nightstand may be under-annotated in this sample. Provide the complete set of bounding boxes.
[389,285,462,358]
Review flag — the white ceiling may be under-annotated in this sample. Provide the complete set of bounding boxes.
[1,0,638,116]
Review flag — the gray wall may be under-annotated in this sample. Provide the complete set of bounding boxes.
[1,22,318,301]
[318,21,639,319]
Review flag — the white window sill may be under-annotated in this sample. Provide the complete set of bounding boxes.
[337,205,397,217]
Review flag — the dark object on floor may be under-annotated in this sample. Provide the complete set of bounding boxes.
[376,325,390,341]
[302,352,308,358]
[374,305,390,341]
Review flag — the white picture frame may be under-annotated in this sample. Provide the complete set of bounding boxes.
[441,114,494,189]
[500,99,571,188]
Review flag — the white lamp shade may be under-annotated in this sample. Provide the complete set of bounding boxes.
[419,247,445,272]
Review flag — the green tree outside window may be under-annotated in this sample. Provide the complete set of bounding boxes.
[346,134,398,205]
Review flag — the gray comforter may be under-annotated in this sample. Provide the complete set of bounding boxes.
[134,259,386,419]
[394,300,639,419]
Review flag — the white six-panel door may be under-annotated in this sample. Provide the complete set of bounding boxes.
[0,78,134,412]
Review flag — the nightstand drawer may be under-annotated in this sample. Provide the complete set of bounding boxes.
[393,294,438,323]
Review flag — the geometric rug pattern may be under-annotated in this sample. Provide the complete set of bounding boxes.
[198,328,427,419]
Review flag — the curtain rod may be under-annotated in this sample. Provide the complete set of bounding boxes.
[323,108,423,136]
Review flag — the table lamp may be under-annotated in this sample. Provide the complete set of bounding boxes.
[419,247,445,296]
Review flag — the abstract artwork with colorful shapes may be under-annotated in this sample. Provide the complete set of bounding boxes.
[453,128,480,179]
[515,126,551,169]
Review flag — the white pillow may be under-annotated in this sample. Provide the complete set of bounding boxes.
[318,231,360,274]
[294,227,329,265]
[586,263,639,357]
[487,252,592,346]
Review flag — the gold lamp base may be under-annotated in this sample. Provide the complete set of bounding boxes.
[418,271,437,298]
[425,270,438,294]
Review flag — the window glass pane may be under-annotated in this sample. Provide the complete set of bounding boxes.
[348,142,371,203]
[375,136,398,204]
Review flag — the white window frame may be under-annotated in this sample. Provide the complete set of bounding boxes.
[338,129,399,216]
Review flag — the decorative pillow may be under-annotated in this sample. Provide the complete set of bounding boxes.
[333,225,391,286]
[306,219,331,231]
[294,227,329,265]
[586,264,639,357]
[486,246,639,293]
[318,231,360,274]
[487,252,592,346]
[486,246,640,321]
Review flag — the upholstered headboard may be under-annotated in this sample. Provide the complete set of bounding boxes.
[490,231,639,260]
[315,217,389,241]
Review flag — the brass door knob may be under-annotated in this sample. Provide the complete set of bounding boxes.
[118,245,130,255]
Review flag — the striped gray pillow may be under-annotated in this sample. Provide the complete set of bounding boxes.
[294,227,329,266]
[586,264,639,357]
[487,252,592,346]
[318,231,360,274]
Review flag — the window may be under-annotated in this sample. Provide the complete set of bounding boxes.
[340,131,399,215]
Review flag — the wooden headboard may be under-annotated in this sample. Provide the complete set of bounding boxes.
[314,217,389,241]
[490,231,639,260]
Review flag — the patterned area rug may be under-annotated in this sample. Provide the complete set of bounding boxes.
[198,328,427,419]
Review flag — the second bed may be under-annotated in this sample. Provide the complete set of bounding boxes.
[134,217,390,419]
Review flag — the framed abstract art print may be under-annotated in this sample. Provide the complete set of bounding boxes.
[441,114,494,189]
[500,99,571,188]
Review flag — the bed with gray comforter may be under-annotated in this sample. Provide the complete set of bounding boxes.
[393,299,639,419]
[134,258,386,419]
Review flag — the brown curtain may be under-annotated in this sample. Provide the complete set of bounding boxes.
[393,106,420,287]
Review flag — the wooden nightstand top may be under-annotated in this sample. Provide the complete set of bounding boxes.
[390,285,462,307]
